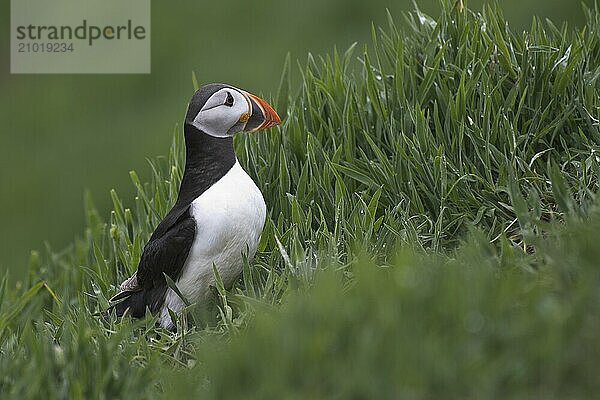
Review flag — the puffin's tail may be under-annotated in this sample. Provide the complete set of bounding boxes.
[105,290,148,319]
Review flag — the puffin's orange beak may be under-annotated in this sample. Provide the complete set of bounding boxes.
[243,92,281,132]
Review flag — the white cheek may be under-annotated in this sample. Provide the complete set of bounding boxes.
[193,107,237,138]
[191,89,250,137]
[231,100,248,122]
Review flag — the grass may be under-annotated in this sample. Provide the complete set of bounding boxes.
[1,1,600,398]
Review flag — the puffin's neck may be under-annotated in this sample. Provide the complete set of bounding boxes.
[176,124,236,207]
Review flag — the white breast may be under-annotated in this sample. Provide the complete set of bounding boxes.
[159,161,266,328]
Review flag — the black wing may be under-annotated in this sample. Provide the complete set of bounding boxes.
[109,207,196,317]
[137,207,196,289]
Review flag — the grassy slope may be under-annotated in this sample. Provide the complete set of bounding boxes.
[1,1,600,398]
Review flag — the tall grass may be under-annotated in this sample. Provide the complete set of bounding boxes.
[168,209,600,399]
[1,1,599,398]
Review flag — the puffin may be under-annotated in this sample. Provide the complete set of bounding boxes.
[109,83,281,330]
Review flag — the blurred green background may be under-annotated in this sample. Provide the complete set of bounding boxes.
[0,0,591,278]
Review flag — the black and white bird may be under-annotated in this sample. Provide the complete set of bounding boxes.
[109,83,280,330]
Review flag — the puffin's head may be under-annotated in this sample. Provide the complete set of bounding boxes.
[185,83,281,138]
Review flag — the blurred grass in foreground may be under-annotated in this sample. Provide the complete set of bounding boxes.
[1,1,600,398]
[171,210,600,398]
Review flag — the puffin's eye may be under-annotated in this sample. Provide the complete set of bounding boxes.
[224,92,234,107]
